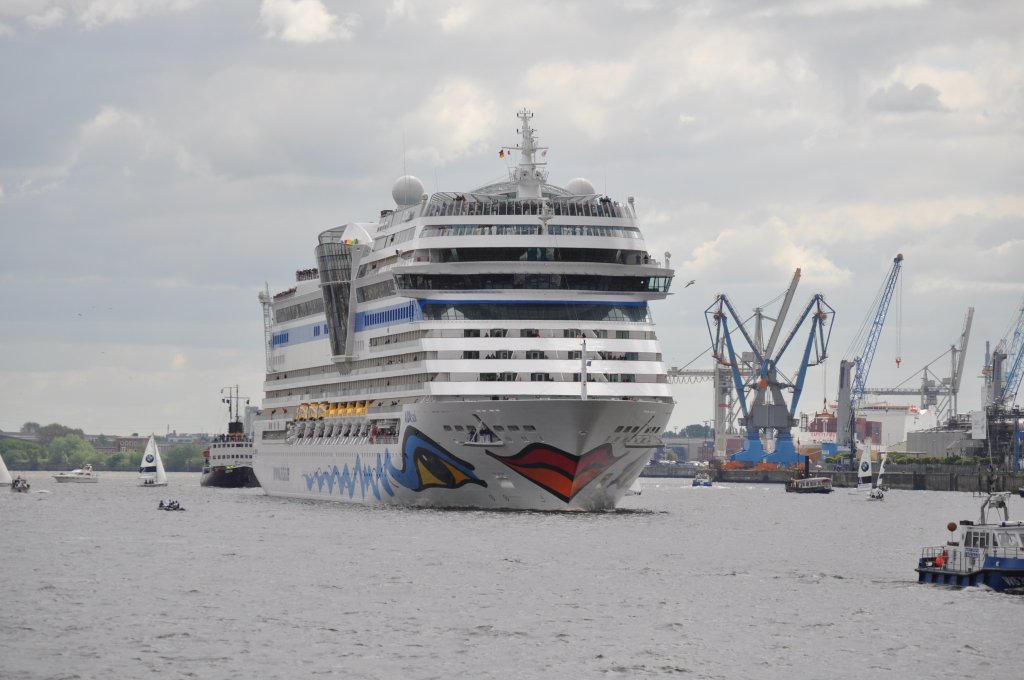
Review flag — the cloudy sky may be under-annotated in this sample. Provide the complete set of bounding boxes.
[1,0,1022,436]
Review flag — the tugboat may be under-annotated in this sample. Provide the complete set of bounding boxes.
[784,455,833,494]
[201,385,259,488]
[916,492,1024,592]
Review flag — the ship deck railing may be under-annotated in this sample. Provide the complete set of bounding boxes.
[423,195,631,220]
[920,545,1024,571]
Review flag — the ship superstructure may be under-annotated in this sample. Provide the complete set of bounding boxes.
[253,110,676,510]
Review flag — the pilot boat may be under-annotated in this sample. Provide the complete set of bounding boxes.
[916,492,1024,592]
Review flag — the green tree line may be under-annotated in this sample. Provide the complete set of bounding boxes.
[2,423,206,472]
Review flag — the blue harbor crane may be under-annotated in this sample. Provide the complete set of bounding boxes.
[705,268,835,464]
[989,295,1024,407]
[836,254,904,457]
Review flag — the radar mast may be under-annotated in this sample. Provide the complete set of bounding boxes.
[502,108,548,199]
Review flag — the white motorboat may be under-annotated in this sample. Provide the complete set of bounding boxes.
[53,464,99,483]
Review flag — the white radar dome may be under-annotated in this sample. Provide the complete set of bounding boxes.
[565,177,596,196]
[392,175,425,206]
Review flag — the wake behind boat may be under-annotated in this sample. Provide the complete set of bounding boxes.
[251,109,675,511]
[53,464,99,483]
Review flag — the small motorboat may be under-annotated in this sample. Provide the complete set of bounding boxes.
[916,492,1024,592]
[158,500,185,511]
[53,464,99,483]
[691,472,713,487]
[11,476,31,493]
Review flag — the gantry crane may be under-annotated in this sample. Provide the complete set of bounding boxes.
[836,254,904,456]
[705,268,835,463]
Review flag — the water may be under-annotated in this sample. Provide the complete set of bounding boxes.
[3,473,1022,679]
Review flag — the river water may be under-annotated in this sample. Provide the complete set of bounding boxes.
[2,472,1022,679]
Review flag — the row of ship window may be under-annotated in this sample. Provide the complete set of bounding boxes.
[424,246,647,265]
[421,303,650,323]
[462,351,640,360]
[479,373,636,382]
[394,273,672,293]
[421,224,641,238]
[443,424,536,433]
[423,199,628,219]
[210,454,253,460]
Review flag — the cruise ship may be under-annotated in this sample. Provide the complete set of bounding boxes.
[252,110,676,510]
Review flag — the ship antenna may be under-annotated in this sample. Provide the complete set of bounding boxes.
[501,108,548,199]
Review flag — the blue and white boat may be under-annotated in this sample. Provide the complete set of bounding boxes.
[692,472,712,487]
[916,493,1024,592]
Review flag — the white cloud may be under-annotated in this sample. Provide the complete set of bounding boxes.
[680,218,852,291]
[26,6,64,29]
[259,0,358,43]
[868,82,946,112]
[79,0,200,29]
[402,79,500,164]
[385,0,412,25]
[439,2,475,32]
[524,60,636,139]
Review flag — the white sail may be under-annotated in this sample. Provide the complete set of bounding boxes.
[0,451,12,486]
[856,446,873,490]
[139,436,168,487]
[154,443,168,486]
[876,452,887,486]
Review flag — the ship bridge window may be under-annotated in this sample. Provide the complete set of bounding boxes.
[994,532,1017,547]
[275,298,325,323]
[492,426,505,432]
[507,425,520,431]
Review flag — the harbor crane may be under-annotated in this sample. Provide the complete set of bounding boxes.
[706,268,835,463]
[862,307,973,422]
[836,254,904,456]
[985,294,1024,408]
[982,295,1024,471]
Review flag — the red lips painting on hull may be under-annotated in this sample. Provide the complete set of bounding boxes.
[486,442,617,503]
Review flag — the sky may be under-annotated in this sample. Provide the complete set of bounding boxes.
[1,0,1022,437]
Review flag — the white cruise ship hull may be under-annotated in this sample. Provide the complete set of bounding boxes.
[254,399,670,511]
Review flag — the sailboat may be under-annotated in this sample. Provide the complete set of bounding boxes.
[138,436,168,487]
[855,445,873,492]
[0,450,12,487]
[867,452,888,501]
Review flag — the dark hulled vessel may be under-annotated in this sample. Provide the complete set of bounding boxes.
[201,386,259,488]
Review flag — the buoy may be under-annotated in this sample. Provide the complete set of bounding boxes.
[947,522,957,533]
